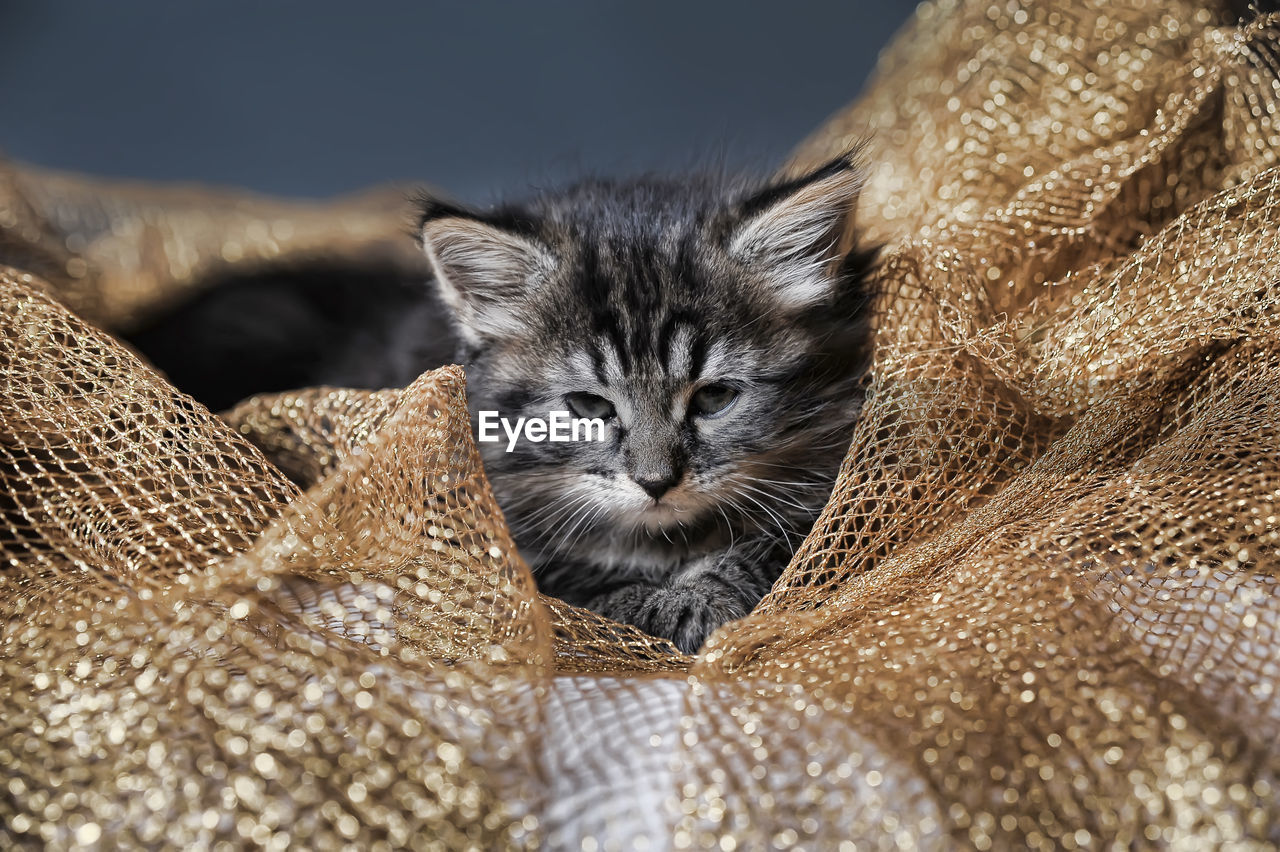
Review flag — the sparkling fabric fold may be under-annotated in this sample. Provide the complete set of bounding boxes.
[3,1,1280,848]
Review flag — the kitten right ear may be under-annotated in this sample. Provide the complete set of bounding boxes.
[418,199,553,345]
[727,151,865,310]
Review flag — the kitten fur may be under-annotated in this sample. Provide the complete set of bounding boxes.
[418,154,875,653]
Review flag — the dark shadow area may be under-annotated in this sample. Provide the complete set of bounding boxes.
[125,263,457,412]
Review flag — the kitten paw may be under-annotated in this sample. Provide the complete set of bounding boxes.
[635,583,750,653]
[584,560,771,654]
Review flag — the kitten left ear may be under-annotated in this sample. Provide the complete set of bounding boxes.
[728,152,865,309]
[418,198,554,345]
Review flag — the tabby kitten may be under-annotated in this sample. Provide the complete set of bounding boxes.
[418,154,874,652]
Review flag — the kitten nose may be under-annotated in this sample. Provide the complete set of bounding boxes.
[633,471,679,499]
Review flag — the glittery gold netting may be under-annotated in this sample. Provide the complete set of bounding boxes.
[3,0,1280,847]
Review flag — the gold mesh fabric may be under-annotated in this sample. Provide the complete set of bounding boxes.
[4,0,1280,848]
[0,160,428,331]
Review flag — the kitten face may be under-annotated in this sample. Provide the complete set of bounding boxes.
[419,156,874,590]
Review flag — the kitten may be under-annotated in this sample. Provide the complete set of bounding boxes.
[418,153,875,652]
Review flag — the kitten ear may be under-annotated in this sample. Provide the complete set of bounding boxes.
[728,152,865,310]
[418,199,554,345]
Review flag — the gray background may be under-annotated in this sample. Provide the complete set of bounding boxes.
[0,2,917,204]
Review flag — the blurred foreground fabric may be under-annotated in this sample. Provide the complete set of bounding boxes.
[3,0,1280,848]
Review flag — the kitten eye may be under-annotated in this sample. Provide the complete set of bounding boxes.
[689,383,739,418]
[565,392,616,420]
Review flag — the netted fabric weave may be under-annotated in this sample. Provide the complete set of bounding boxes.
[4,1,1280,848]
